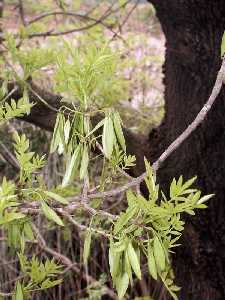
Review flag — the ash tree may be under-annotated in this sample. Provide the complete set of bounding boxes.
[0,1,225,300]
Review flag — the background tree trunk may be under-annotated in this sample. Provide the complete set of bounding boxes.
[147,1,225,299]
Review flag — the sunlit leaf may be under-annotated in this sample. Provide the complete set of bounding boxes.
[44,190,69,205]
[41,201,64,226]
[83,229,92,265]
[127,243,141,280]
[102,116,115,159]
[153,236,165,271]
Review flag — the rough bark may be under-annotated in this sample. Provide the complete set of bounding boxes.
[147,1,225,299]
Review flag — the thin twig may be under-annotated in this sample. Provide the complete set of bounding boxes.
[27,0,131,38]
[0,0,4,43]
[18,0,26,26]
[0,141,20,170]
[27,10,124,42]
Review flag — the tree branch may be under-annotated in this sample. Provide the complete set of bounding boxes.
[0,0,4,43]
[5,59,225,205]
[26,0,132,39]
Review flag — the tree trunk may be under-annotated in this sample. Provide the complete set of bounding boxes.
[147,1,225,299]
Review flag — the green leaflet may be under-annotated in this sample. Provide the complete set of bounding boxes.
[58,114,66,155]
[153,236,165,272]
[44,190,69,205]
[114,206,137,235]
[127,243,141,280]
[116,272,129,300]
[221,30,225,57]
[83,115,90,135]
[64,118,71,145]
[86,118,105,138]
[109,247,121,281]
[113,239,127,253]
[41,279,63,289]
[23,222,34,241]
[41,201,64,226]
[136,195,151,213]
[197,193,214,205]
[125,249,133,284]
[126,189,137,208]
[83,229,92,265]
[147,241,157,280]
[50,114,61,153]
[62,144,81,187]
[80,144,89,180]
[15,282,23,300]
[113,111,126,151]
[102,116,115,159]
[144,158,156,200]
[0,212,25,225]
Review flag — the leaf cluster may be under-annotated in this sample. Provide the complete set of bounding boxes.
[109,159,213,299]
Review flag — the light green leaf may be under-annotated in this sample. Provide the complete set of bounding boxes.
[41,201,64,226]
[153,236,165,271]
[113,111,126,151]
[15,282,23,300]
[80,144,89,180]
[197,194,214,205]
[147,241,157,280]
[86,118,105,138]
[0,212,25,225]
[64,119,71,144]
[62,144,81,187]
[83,229,92,265]
[23,223,34,241]
[41,279,62,289]
[50,114,61,153]
[127,243,141,280]
[181,176,197,192]
[116,272,129,300]
[126,189,137,208]
[221,30,225,57]
[125,250,132,283]
[114,206,137,235]
[102,116,115,159]
[109,247,121,281]
[113,240,127,253]
[44,190,69,205]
